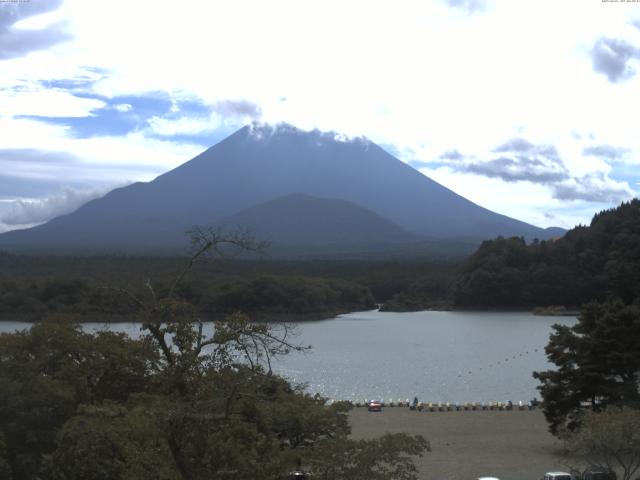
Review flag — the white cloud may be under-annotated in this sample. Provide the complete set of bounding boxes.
[417,163,634,229]
[147,115,221,137]
[0,186,114,231]
[113,103,132,112]
[1,0,639,230]
[0,83,104,117]
[552,173,634,203]
[0,117,203,183]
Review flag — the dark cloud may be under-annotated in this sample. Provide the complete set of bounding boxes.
[493,138,536,153]
[552,173,633,203]
[441,149,464,161]
[424,137,634,205]
[0,186,107,226]
[582,144,629,160]
[493,138,561,161]
[39,76,103,92]
[212,100,262,120]
[465,155,569,183]
[444,0,487,13]
[590,37,640,83]
[457,138,569,183]
[457,137,633,204]
[0,0,71,60]
[463,140,633,203]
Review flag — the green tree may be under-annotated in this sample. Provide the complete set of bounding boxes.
[52,400,181,480]
[0,229,429,479]
[562,407,640,480]
[453,199,640,309]
[310,433,430,480]
[533,300,640,434]
[0,431,12,480]
[0,320,158,479]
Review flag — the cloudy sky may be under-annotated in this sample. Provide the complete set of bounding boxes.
[1,0,639,232]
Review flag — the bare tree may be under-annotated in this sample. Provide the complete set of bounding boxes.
[116,227,306,395]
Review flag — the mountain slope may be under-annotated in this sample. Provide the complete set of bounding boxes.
[220,193,420,246]
[0,123,562,253]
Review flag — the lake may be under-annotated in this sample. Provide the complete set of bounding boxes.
[1,309,575,403]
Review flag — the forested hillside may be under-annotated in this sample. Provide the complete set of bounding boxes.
[453,200,640,308]
[0,254,456,319]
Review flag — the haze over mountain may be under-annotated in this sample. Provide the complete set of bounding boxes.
[0,123,563,255]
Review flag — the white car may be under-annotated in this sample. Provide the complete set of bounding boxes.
[544,472,573,480]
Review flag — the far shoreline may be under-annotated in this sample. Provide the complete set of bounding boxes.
[0,306,580,324]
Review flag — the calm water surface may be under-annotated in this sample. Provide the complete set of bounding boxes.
[1,310,575,403]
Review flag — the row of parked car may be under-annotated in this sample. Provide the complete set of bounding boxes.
[479,470,617,480]
[364,398,539,411]
[546,470,616,480]
[290,469,617,480]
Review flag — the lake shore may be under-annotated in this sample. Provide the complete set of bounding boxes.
[349,407,572,480]
[1,310,575,401]
[0,305,579,323]
[0,309,350,324]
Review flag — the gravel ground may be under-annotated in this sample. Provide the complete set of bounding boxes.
[349,407,573,480]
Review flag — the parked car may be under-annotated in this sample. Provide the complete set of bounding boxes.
[367,400,382,412]
[288,471,308,479]
[543,472,573,480]
[582,467,616,480]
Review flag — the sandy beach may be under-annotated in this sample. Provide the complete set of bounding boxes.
[349,407,571,480]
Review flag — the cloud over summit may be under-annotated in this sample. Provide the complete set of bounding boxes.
[212,100,262,120]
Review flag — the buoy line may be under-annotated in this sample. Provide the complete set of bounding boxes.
[456,348,541,378]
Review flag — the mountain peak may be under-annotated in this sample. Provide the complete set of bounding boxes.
[236,122,372,148]
[0,124,561,254]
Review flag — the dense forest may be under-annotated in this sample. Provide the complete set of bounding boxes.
[0,319,428,480]
[0,253,458,320]
[0,231,430,480]
[453,200,640,309]
[2,200,639,318]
